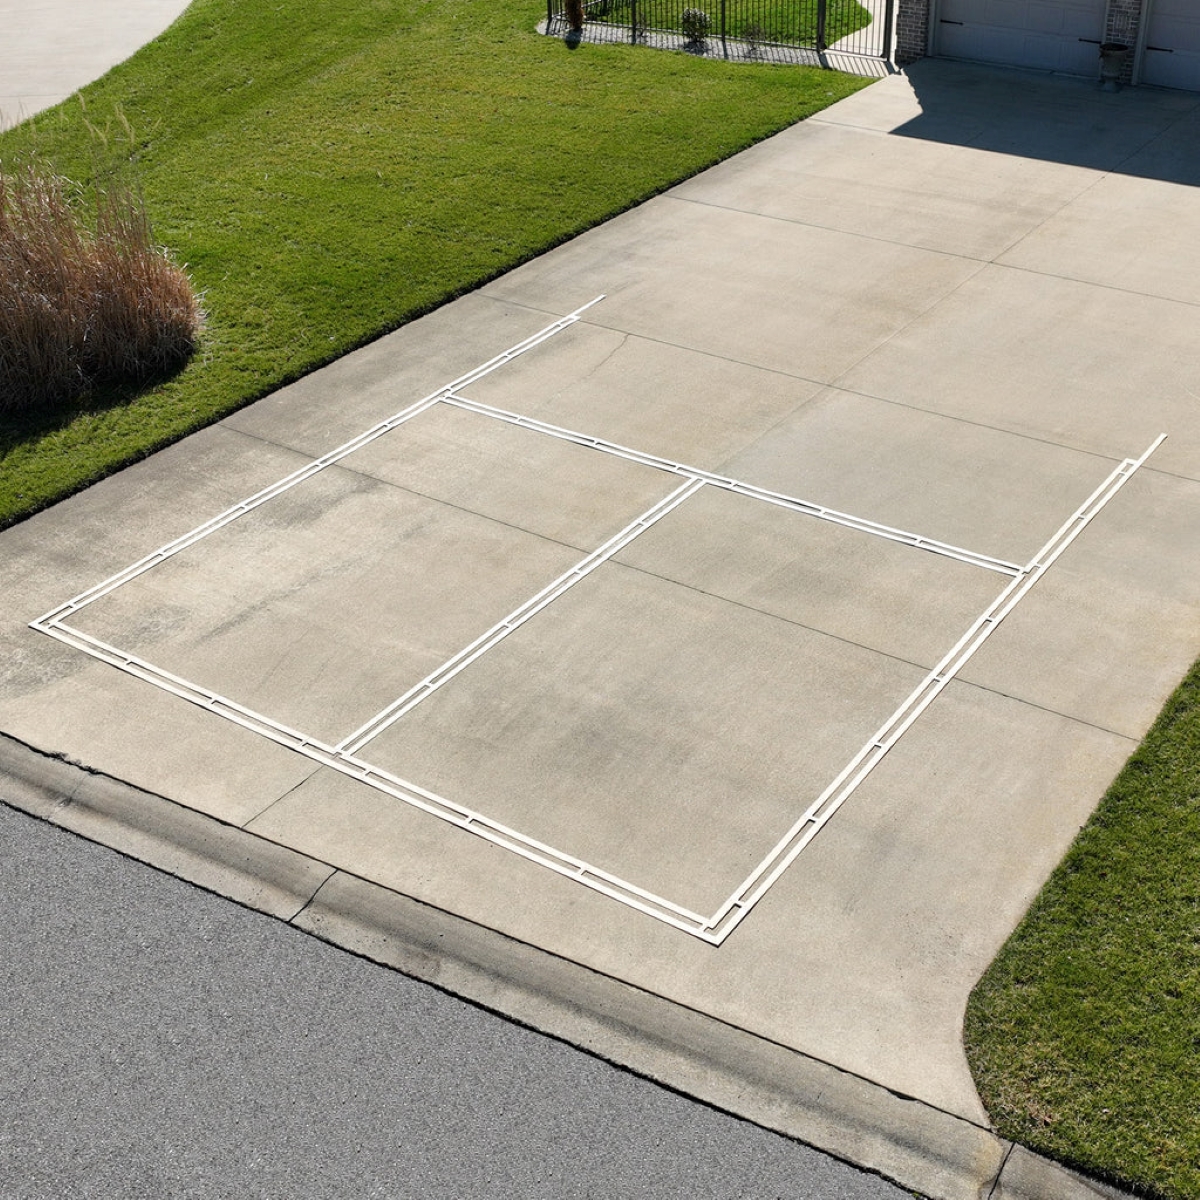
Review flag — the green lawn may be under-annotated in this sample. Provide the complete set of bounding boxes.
[966,657,1200,1200]
[0,0,869,530]
[6,3,1197,1196]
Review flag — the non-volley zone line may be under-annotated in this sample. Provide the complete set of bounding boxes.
[440,391,1023,578]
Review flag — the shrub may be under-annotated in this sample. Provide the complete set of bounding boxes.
[680,6,711,41]
[740,20,766,57]
[0,162,202,413]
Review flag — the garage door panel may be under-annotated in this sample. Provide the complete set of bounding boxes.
[1142,0,1200,91]
[1028,2,1095,35]
[1019,35,1068,69]
[1055,34,1102,74]
[937,0,1104,78]
[1142,47,1200,91]
[939,0,986,22]
[1147,0,1200,23]
[938,23,1021,60]
[980,0,1025,28]
[1150,18,1188,39]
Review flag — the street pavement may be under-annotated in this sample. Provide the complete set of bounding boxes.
[3,5,1199,1199]
[0,800,909,1199]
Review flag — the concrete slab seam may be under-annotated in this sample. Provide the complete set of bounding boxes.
[29,296,605,629]
[987,257,1200,313]
[23,292,1167,942]
[335,475,708,753]
[440,390,1022,575]
[0,732,334,921]
[668,190,1006,265]
[706,433,1167,942]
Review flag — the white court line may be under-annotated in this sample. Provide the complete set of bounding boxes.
[37,618,714,933]
[32,297,606,630]
[27,287,1166,942]
[700,432,1167,943]
[337,477,706,754]
[441,392,1023,577]
[333,392,1021,756]
[33,434,1164,943]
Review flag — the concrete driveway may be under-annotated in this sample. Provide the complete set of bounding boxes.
[3,52,1199,1199]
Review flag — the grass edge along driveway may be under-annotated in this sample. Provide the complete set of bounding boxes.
[0,0,868,529]
[966,657,1200,1200]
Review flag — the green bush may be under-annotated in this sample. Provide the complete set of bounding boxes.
[681,7,711,40]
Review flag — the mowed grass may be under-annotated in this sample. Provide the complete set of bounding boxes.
[2,4,1198,1194]
[965,658,1200,1200]
[0,0,869,528]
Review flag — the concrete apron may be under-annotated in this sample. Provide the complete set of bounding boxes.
[3,61,1199,1200]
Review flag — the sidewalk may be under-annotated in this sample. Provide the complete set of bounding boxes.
[2,14,1199,1198]
[0,0,190,127]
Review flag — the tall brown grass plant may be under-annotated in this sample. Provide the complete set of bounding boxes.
[0,163,201,413]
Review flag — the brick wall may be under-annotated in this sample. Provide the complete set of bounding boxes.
[1104,0,1143,82]
[894,0,929,64]
[1105,0,1143,45]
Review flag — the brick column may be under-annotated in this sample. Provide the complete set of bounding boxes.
[1103,0,1144,83]
[894,0,930,64]
[1105,0,1143,44]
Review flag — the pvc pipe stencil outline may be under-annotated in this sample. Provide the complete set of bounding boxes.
[32,299,1167,943]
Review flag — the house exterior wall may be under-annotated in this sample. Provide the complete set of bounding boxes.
[894,0,1146,72]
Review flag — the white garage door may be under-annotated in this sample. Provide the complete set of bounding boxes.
[936,0,1106,76]
[1141,0,1200,91]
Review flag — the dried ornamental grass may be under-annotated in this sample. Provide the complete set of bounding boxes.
[0,163,201,413]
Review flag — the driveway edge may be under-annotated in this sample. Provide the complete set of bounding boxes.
[0,733,1131,1200]
[0,733,333,920]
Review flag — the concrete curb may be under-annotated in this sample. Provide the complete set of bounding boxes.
[0,733,1134,1200]
[0,734,333,920]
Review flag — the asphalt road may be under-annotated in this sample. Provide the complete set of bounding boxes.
[0,801,912,1200]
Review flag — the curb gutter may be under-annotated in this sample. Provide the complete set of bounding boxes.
[0,733,1134,1200]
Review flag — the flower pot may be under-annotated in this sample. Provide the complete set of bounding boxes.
[1099,42,1129,91]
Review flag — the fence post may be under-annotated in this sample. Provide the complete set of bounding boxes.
[816,0,826,50]
[720,0,727,57]
[631,0,637,42]
[881,0,895,61]
[547,0,553,31]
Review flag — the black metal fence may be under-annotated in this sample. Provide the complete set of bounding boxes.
[545,0,894,66]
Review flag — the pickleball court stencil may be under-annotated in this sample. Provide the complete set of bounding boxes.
[32,299,1166,943]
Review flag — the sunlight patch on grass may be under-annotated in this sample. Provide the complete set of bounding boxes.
[0,0,869,527]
